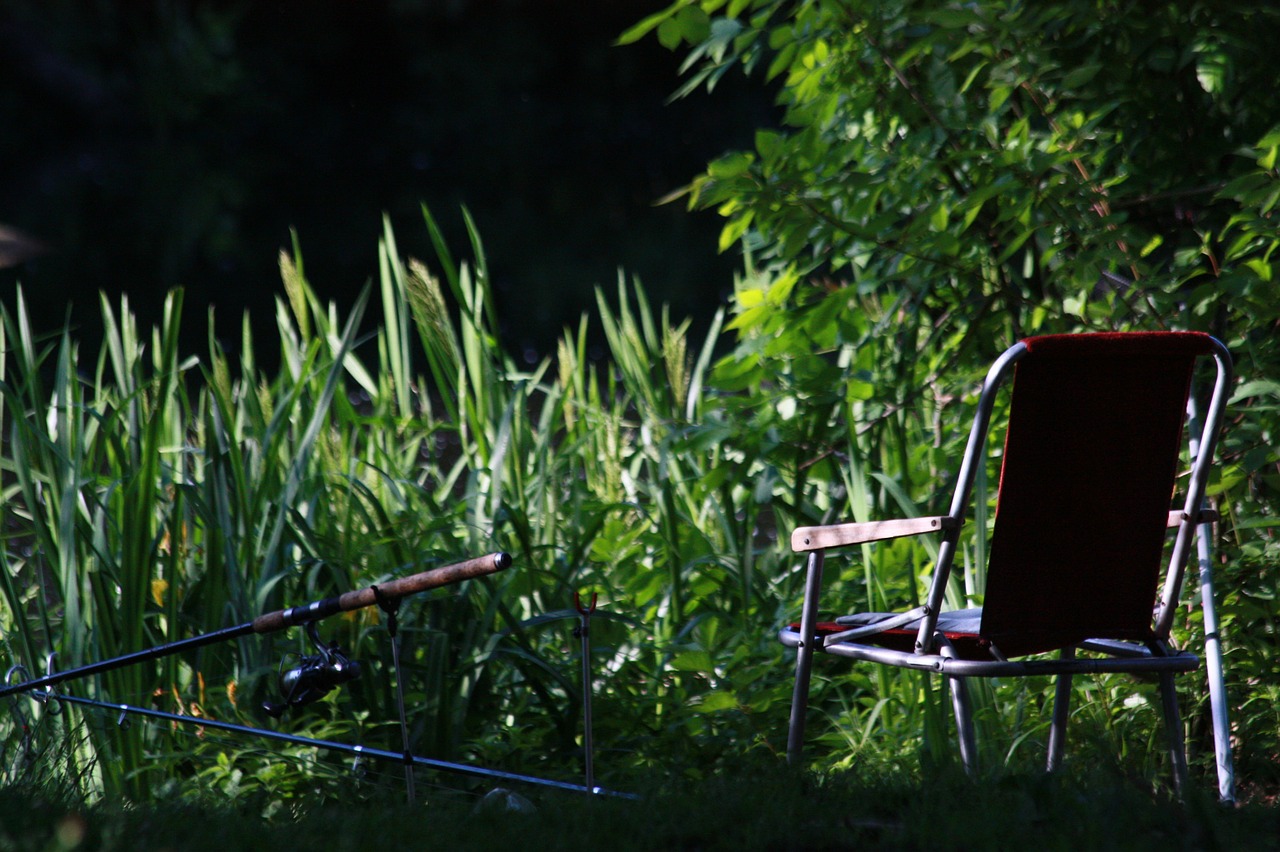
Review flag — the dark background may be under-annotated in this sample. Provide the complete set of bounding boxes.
[0,0,776,362]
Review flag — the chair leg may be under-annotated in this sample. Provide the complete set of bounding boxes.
[1159,671,1189,798]
[937,635,977,774]
[947,675,978,774]
[1197,526,1237,803]
[1047,648,1075,773]
[787,551,825,766]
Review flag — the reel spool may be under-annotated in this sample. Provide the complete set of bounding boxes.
[262,621,361,718]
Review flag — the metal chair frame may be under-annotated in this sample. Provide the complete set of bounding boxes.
[780,334,1234,798]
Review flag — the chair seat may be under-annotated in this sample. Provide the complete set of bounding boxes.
[789,608,1160,661]
[787,608,995,660]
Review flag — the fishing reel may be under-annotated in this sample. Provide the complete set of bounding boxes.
[262,621,361,718]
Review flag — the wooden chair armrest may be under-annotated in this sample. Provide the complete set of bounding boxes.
[1167,508,1219,527]
[791,516,958,553]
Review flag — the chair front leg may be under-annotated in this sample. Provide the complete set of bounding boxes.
[787,550,826,766]
[937,634,977,774]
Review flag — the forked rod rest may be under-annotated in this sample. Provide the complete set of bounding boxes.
[0,552,512,699]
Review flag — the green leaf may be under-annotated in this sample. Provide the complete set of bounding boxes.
[694,691,741,712]
[658,17,683,50]
[616,0,688,45]
[1062,63,1102,89]
[708,151,756,178]
[929,203,950,232]
[959,61,988,94]
[719,212,754,251]
[1230,379,1280,403]
[676,5,712,43]
[671,649,714,672]
[755,129,785,160]
[1245,258,1274,281]
[1259,145,1277,171]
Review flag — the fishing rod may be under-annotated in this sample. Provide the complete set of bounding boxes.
[0,552,512,700]
[24,689,637,799]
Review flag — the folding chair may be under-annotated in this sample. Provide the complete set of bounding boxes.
[780,332,1233,796]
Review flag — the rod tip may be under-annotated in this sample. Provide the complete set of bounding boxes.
[494,551,513,570]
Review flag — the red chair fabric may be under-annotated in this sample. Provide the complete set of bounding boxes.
[979,332,1215,656]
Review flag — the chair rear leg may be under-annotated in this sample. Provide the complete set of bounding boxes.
[787,551,825,765]
[1159,671,1190,798]
[1047,648,1075,772]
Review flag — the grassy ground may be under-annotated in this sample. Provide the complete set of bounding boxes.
[2,764,1276,852]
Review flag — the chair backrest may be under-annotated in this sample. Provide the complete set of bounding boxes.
[978,332,1219,657]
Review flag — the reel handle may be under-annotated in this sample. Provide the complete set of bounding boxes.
[251,552,512,634]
